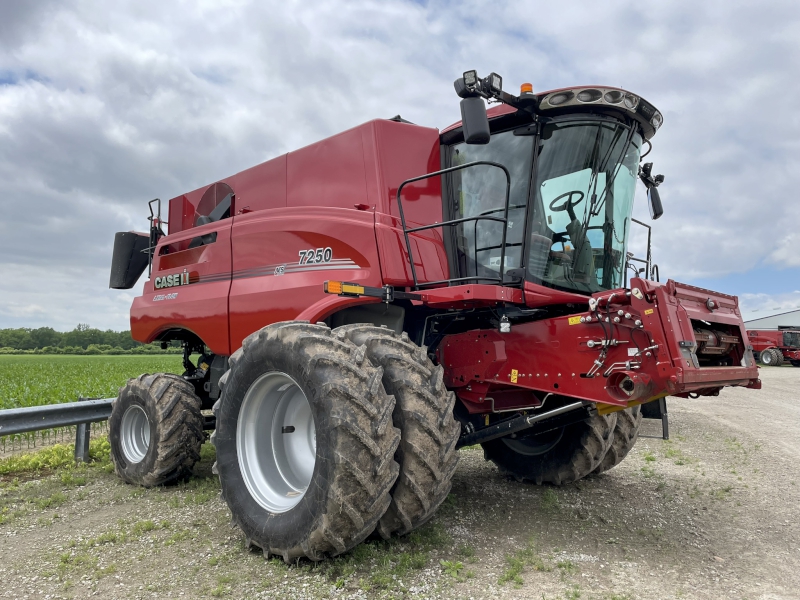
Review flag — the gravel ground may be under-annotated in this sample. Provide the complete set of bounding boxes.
[1,366,798,600]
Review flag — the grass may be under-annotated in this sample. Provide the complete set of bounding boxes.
[498,537,551,587]
[541,487,560,511]
[0,355,183,411]
[55,518,187,581]
[277,521,454,594]
[0,355,183,450]
[0,437,112,476]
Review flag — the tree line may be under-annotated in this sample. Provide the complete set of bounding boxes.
[0,325,179,354]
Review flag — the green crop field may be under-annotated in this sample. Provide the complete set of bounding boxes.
[0,355,183,411]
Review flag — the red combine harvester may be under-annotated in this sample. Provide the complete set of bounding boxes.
[747,327,800,366]
[109,70,760,561]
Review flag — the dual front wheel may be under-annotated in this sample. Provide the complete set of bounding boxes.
[211,322,460,561]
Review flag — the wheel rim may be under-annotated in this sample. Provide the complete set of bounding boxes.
[501,427,564,456]
[237,371,316,513]
[763,352,773,365]
[120,405,151,464]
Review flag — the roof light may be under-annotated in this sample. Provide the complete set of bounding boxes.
[651,111,663,130]
[604,90,623,104]
[520,82,533,94]
[488,72,502,93]
[463,70,478,87]
[623,93,639,109]
[548,91,574,106]
[577,89,602,102]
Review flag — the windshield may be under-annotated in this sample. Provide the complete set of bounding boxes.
[783,331,800,348]
[448,117,642,294]
[529,120,642,293]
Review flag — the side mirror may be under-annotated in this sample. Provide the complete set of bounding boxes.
[460,96,490,144]
[647,186,663,220]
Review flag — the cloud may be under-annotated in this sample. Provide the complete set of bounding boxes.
[0,0,798,330]
[739,291,800,322]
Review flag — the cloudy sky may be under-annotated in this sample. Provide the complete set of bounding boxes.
[1,0,798,331]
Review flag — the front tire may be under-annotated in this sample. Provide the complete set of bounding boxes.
[109,373,204,487]
[212,322,400,562]
[481,411,617,485]
[334,324,460,539]
[592,406,642,474]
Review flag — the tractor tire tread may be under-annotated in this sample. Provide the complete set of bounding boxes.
[592,406,642,474]
[212,322,400,562]
[334,324,460,538]
[110,373,204,487]
[484,412,617,486]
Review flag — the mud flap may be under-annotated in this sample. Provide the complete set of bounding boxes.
[640,397,669,440]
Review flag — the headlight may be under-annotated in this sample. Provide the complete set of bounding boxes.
[604,90,624,104]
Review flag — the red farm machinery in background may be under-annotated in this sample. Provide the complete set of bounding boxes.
[108,70,761,562]
[748,327,800,366]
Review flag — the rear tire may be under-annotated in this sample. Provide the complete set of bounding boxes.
[762,349,781,366]
[791,360,800,367]
[481,411,617,485]
[109,373,204,487]
[212,322,400,562]
[334,324,460,538]
[592,406,642,474]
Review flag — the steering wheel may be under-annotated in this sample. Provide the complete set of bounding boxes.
[548,190,585,213]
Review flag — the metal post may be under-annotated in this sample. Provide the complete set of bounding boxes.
[75,422,91,463]
[659,397,669,440]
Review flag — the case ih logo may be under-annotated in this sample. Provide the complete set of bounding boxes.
[154,270,190,289]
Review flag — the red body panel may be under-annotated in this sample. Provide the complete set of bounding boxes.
[228,207,382,351]
[131,220,232,355]
[437,278,759,413]
[132,118,448,349]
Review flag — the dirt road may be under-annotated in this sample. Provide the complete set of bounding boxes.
[1,367,798,599]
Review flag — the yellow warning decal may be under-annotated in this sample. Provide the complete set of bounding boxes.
[510,369,519,383]
[568,316,582,325]
[644,309,654,315]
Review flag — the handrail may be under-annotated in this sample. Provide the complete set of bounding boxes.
[396,160,511,289]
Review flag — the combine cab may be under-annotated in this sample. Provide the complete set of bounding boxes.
[109,70,760,561]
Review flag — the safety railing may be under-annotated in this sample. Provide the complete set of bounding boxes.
[0,398,114,463]
[396,160,512,289]
[626,218,660,285]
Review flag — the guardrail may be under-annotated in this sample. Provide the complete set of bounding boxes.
[0,398,114,462]
[0,398,217,464]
